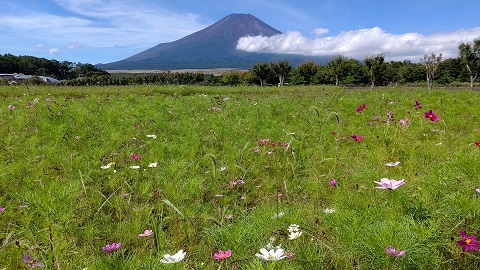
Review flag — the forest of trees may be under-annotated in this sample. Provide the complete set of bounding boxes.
[1,38,479,88]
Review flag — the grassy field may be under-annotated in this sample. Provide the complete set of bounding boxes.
[1,85,480,269]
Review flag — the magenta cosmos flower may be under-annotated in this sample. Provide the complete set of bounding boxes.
[102,242,121,253]
[131,153,141,160]
[213,249,232,260]
[329,179,337,187]
[350,134,365,141]
[356,103,366,113]
[385,246,406,257]
[414,100,422,109]
[458,231,480,252]
[374,178,406,190]
[475,142,480,146]
[424,110,440,122]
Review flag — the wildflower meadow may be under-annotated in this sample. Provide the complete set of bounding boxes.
[1,85,480,269]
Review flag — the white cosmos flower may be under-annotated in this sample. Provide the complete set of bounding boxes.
[288,224,300,232]
[129,165,140,169]
[255,248,286,261]
[288,231,302,240]
[148,162,157,168]
[100,162,115,169]
[384,161,400,167]
[146,134,157,139]
[160,250,186,264]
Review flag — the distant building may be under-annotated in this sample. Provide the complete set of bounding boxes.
[0,73,15,80]
[0,73,59,83]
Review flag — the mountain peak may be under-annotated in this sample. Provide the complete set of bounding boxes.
[97,14,325,70]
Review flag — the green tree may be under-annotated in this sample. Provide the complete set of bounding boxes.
[271,61,292,86]
[364,54,386,87]
[458,38,480,87]
[240,71,256,85]
[221,71,242,86]
[296,61,320,85]
[325,55,348,86]
[421,53,442,89]
[251,63,272,86]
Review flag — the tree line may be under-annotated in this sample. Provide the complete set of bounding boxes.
[0,54,109,80]
[1,38,478,88]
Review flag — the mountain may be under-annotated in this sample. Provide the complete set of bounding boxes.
[97,14,328,70]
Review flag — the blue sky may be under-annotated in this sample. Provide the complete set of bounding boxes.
[1,0,480,65]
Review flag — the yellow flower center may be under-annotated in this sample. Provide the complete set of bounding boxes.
[466,239,472,244]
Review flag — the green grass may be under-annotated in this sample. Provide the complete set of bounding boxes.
[1,85,480,269]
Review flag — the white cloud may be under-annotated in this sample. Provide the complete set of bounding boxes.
[314,28,329,36]
[66,41,84,50]
[237,27,480,62]
[49,48,59,54]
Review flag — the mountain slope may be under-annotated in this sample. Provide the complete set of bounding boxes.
[97,14,327,70]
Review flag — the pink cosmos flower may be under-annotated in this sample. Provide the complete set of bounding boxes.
[0,207,5,212]
[398,118,411,129]
[385,246,406,257]
[7,105,16,110]
[475,142,480,146]
[458,231,480,252]
[252,148,260,153]
[139,230,153,237]
[374,178,406,190]
[102,242,121,253]
[330,131,338,135]
[23,252,44,268]
[350,134,365,141]
[229,179,244,186]
[329,179,337,187]
[424,110,440,122]
[476,188,480,194]
[258,139,269,146]
[356,103,366,113]
[386,110,394,122]
[131,154,141,161]
[213,249,232,260]
[414,100,422,109]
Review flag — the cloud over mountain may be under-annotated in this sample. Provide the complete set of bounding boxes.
[237,27,480,62]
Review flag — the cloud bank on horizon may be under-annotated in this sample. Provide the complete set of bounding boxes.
[236,27,480,62]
